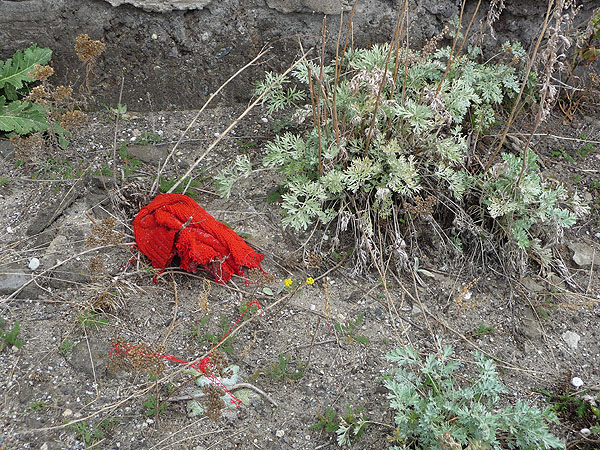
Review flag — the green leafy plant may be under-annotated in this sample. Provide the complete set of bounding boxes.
[143,393,168,417]
[118,145,142,178]
[103,103,130,120]
[134,131,162,145]
[214,154,252,199]
[266,354,307,382]
[311,406,340,433]
[191,314,235,355]
[29,401,47,411]
[0,45,52,135]
[482,151,582,258]
[160,175,204,199]
[535,387,600,441]
[77,309,109,328]
[222,36,587,274]
[385,345,565,449]
[1,320,24,350]
[472,324,494,338]
[69,421,104,449]
[335,313,370,345]
[336,405,369,447]
[59,339,75,356]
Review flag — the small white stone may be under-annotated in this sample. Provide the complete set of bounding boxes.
[310,304,316,311]
[276,429,284,438]
[28,257,40,271]
[572,377,584,388]
[6,226,13,233]
[214,132,220,138]
[261,117,268,123]
[580,428,591,436]
[40,444,48,450]
[62,408,73,417]
[151,33,158,40]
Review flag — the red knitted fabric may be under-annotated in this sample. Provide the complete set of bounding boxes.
[133,193,264,283]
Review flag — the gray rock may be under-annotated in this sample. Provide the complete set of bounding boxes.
[69,337,111,379]
[104,0,213,12]
[125,144,168,166]
[568,242,600,268]
[562,331,581,350]
[0,266,41,299]
[520,306,542,340]
[521,276,544,293]
[3,0,585,110]
[0,269,28,295]
[266,0,349,14]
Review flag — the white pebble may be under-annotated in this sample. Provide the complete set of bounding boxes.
[62,409,73,417]
[6,226,13,233]
[581,428,591,436]
[261,117,268,123]
[572,377,584,388]
[28,257,40,271]
[276,429,284,438]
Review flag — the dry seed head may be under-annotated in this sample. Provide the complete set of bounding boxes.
[30,64,54,82]
[247,267,274,286]
[27,85,50,104]
[88,254,106,282]
[108,340,166,375]
[201,385,225,421]
[406,195,437,217]
[91,291,122,313]
[198,279,211,313]
[75,34,106,63]
[53,85,73,103]
[87,216,122,247]
[60,110,88,130]
[9,135,43,164]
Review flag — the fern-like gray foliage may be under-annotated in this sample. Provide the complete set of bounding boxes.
[385,345,565,450]
[216,38,587,271]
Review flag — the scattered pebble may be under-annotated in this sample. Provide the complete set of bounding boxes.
[6,226,13,233]
[276,430,285,438]
[261,117,268,123]
[28,257,40,271]
[572,377,584,388]
[62,409,73,417]
[580,428,591,436]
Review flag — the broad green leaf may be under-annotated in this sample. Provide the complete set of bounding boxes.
[0,45,52,91]
[0,100,48,135]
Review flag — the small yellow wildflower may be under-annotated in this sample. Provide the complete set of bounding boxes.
[284,278,293,287]
[306,277,315,285]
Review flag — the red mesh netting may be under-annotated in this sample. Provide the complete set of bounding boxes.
[133,193,264,283]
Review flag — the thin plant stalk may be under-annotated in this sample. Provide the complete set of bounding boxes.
[484,0,555,173]
[364,9,404,156]
[113,75,125,187]
[150,47,270,196]
[435,0,467,96]
[167,50,312,194]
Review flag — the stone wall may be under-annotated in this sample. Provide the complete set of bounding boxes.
[0,0,597,110]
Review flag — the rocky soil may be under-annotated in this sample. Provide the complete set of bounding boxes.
[0,99,598,449]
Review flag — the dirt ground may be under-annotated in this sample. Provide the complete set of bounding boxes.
[0,101,599,450]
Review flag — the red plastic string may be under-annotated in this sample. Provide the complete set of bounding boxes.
[109,299,262,407]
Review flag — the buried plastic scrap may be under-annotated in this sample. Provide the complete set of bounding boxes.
[133,193,264,283]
